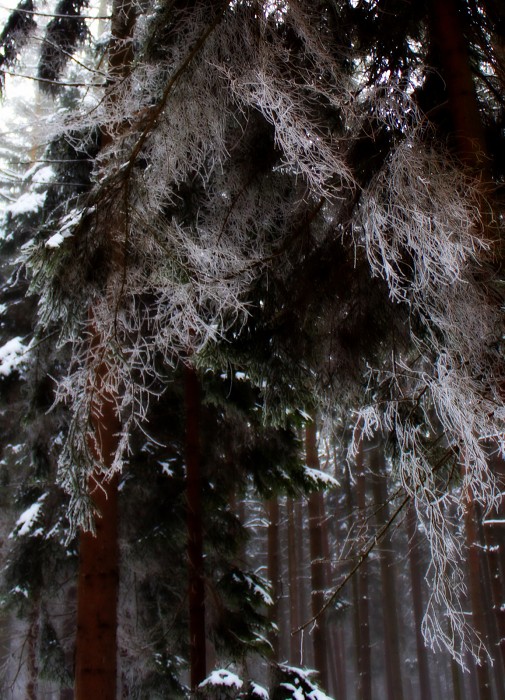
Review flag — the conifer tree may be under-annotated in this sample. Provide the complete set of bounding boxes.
[1,2,504,696]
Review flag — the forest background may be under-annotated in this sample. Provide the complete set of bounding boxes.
[0,0,504,698]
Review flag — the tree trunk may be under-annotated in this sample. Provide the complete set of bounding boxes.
[464,494,493,700]
[287,497,302,666]
[406,503,433,700]
[27,600,39,700]
[450,651,464,700]
[75,477,119,698]
[319,481,344,699]
[267,495,281,663]
[475,503,505,700]
[75,338,120,700]
[370,445,404,700]
[430,0,487,169]
[74,0,136,695]
[355,444,372,700]
[185,365,206,691]
[295,496,312,666]
[306,420,330,693]
[341,452,361,697]
[482,455,505,671]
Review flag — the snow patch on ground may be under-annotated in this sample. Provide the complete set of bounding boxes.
[0,337,28,376]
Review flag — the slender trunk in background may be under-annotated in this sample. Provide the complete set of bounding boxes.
[450,651,464,700]
[295,496,312,666]
[26,600,39,700]
[319,484,344,699]
[341,452,361,696]
[482,454,505,670]
[406,503,433,700]
[267,495,281,662]
[475,504,505,700]
[60,586,77,700]
[306,420,330,693]
[355,444,372,700]
[464,493,492,700]
[185,365,206,690]
[370,445,404,700]
[287,497,302,665]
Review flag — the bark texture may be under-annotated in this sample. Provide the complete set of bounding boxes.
[406,504,434,700]
[185,365,206,690]
[267,495,281,662]
[370,446,404,700]
[306,420,330,693]
[355,444,371,700]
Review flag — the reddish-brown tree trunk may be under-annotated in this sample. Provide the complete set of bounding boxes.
[287,497,302,665]
[295,496,312,666]
[306,420,329,692]
[370,446,404,700]
[75,373,120,700]
[74,0,136,694]
[26,601,39,700]
[450,651,464,700]
[431,5,500,697]
[341,452,361,693]
[406,504,433,700]
[355,444,372,700]
[75,475,119,700]
[430,0,487,169]
[464,494,493,700]
[475,505,505,700]
[185,365,206,690]
[482,455,505,671]
[267,495,281,662]
[319,480,344,699]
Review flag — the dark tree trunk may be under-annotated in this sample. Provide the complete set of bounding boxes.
[483,455,505,671]
[267,495,281,663]
[75,338,120,700]
[406,503,433,700]
[430,5,499,698]
[287,497,302,665]
[75,474,119,700]
[430,0,487,169]
[355,444,372,700]
[475,504,505,700]
[370,445,404,700]
[306,420,330,692]
[185,365,206,691]
[341,453,361,696]
[450,651,464,700]
[295,496,312,666]
[74,0,136,695]
[27,601,39,700]
[319,481,344,699]
[464,494,493,700]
